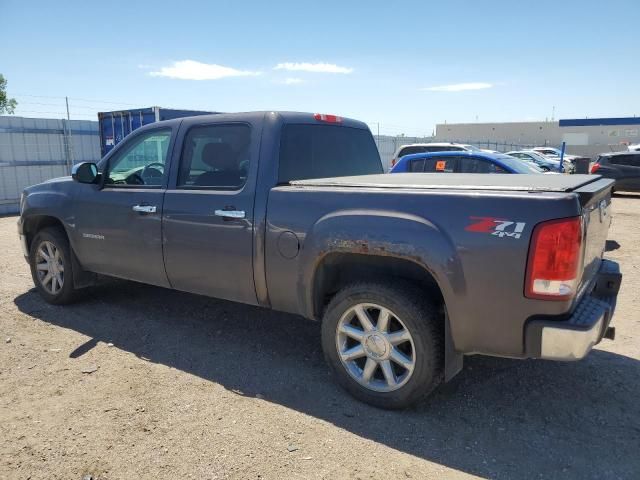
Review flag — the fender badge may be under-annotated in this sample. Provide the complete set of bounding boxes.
[466,217,526,239]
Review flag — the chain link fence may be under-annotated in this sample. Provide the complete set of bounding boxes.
[0,115,561,215]
[374,135,537,171]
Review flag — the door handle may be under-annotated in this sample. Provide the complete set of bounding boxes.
[132,204,157,213]
[214,209,245,219]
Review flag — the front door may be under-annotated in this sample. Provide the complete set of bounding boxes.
[162,121,258,304]
[72,127,174,287]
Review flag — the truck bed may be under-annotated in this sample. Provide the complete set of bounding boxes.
[291,173,604,193]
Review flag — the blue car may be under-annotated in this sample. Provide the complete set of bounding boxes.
[390,151,542,174]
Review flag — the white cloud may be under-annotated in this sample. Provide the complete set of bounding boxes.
[422,82,493,92]
[149,60,261,80]
[282,77,303,85]
[274,62,353,74]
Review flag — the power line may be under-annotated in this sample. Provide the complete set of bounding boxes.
[11,93,139,107]
[13,109,97,118]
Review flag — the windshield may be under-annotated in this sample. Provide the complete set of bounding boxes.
[526,151,557,163]
[537,148,561,156]
[460,144,483,152]
[496,155,543,173]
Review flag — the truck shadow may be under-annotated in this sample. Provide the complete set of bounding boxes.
[14,282,640,479]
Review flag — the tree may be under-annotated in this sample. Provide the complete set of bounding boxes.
[0,74,18,114]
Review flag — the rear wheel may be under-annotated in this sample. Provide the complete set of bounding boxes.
[321,281,443,409]
[29,227,78,304]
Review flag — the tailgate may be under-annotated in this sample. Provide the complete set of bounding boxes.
[575,178,615,295]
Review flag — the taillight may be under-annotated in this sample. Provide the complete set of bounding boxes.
[313,113,342,123]
[391,158,397,167]
[525,217,583,300]
[590,163,600,174]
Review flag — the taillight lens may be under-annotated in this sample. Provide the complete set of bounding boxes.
[313,113,342,123]
[525,217,583,300]
[391,158,397,167]
[590,163,600,174]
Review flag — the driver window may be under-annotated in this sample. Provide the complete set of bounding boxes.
[105,129,171,187]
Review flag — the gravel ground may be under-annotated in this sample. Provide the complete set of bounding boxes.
[1,195,639,480]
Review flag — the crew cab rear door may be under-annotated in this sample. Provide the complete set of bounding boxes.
[161,118,259,305]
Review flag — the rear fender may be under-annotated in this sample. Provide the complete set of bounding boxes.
[301,209,466,379]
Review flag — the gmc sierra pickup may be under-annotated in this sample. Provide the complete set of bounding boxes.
[18,111,622,409]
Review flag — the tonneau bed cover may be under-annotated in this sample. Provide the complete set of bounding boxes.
[291,173,609,193]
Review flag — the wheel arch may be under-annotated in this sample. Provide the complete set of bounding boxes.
[310,251,463,383]
[311,252,444,320]
[23,214,96,289]
[22,215,67,252]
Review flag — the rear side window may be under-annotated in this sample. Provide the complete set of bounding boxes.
[279,125,382,182]
[178,124,251,189]
[458,157,506,173]
[609,155,640,167]
[428,146,464,152]
[423,156,456,172]
[398,145,463,158]
[409,159,425,172]
[398,146,425,157]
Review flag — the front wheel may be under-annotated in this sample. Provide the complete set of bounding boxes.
[29,227,78,304]
[321,281,443,409]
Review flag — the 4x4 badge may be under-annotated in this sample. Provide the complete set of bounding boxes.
[466,217,526,239]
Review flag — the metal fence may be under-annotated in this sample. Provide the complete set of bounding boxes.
[0,115,560,216]
[441,139,538,153]
[0,116,100,214]
[374,135,435,171]
[373,136,539,170]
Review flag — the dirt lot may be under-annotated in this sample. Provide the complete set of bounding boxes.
[1,196,639,480]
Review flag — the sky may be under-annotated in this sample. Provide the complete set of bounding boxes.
[2,0,639,136]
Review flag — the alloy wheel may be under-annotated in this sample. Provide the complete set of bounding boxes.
[35,240,64,294]
[335,303,416,392]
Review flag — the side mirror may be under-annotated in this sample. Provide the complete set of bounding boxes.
[72,162,99,184]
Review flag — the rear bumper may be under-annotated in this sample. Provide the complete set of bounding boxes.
[524,259,621,361]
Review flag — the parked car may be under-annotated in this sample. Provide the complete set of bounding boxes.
[18,111,621,409]
[590,151,640,192]
[532,147,571,159]
[532,147,580,173]
[390,151,543,174]
[627,144,640,152]
[391,142,481,167]
[506,150,564,172]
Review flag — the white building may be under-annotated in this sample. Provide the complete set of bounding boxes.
[435,117,640,158]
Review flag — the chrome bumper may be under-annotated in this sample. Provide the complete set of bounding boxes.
[525,259,621,361]
[539,306,605,360]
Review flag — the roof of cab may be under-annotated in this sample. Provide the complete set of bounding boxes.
[142,111,370,130]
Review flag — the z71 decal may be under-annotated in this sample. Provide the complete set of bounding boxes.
[465,216,526,239]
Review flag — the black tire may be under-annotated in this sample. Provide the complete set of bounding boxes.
[29,227,78,305]
[321,281,443,409]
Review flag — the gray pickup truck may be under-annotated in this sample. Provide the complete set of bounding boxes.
[18,111,622,409]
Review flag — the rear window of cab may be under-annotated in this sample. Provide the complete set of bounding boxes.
[279,124,383,182]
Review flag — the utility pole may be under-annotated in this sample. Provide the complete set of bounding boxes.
[64,96,74,173]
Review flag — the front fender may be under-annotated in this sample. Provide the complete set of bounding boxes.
[20,179,76,244]
[300,208,466,320]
